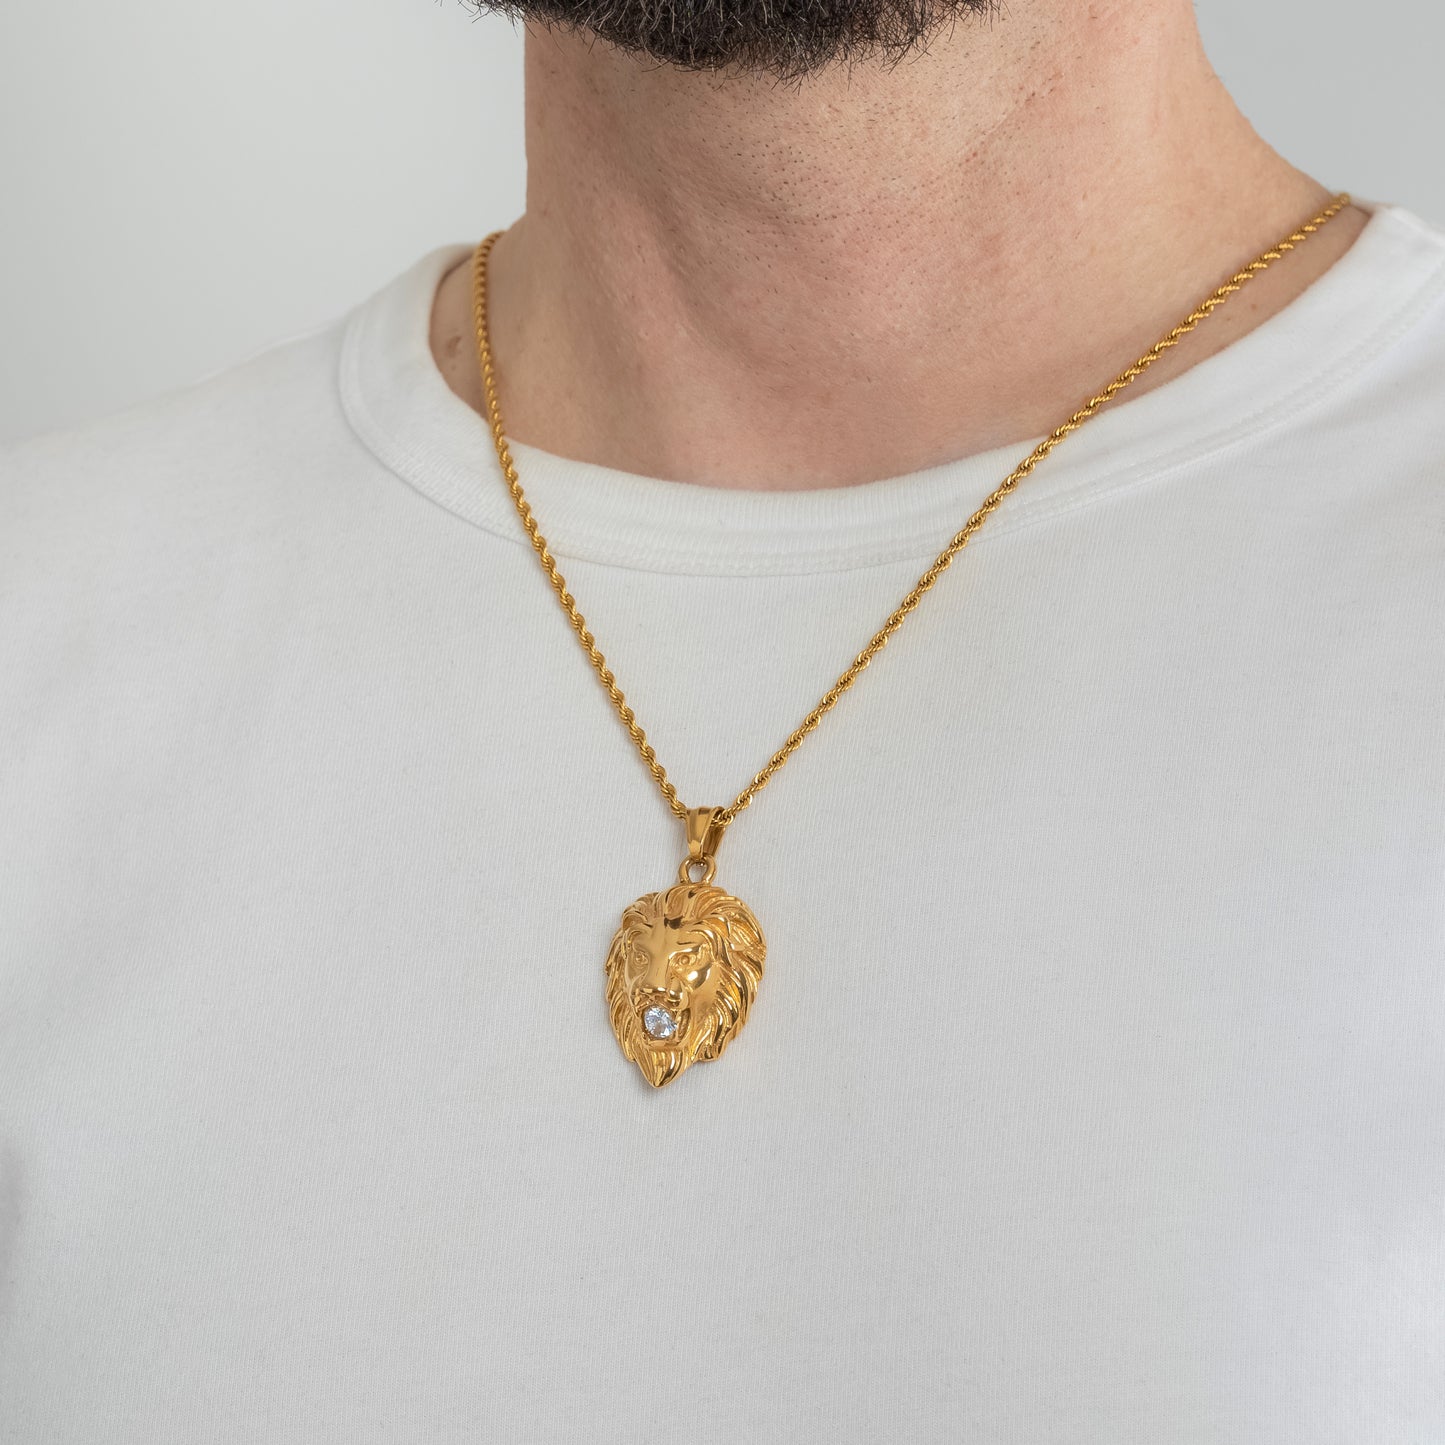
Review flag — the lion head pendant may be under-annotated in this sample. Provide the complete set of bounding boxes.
[604,879,766,1089]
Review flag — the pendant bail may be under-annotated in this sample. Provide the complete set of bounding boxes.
[680,805,727,884]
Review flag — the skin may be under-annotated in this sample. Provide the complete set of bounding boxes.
[430,1,1369,491]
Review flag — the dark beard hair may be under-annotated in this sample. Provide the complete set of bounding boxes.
[462,0,999,83]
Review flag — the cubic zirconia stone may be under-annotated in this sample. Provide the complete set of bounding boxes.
[643,1006,678,1040]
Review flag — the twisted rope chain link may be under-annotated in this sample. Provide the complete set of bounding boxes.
[472,192,1351,831]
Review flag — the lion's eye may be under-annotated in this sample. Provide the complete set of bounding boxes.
[678,955,710,989]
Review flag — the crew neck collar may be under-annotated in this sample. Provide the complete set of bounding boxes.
[339,201,1445,577]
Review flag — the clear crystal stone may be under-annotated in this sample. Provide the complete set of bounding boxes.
[642,1005,678,1040]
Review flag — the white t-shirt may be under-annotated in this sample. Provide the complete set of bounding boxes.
[3,198,1444,1444]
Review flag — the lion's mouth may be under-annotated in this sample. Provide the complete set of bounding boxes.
[639,1003,688,1045]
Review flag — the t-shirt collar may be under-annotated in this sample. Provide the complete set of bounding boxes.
[339,199,1445,577]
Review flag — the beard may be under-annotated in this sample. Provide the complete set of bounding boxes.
[464,0,998,82]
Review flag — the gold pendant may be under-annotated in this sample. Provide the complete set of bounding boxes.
[605,807,766,1089]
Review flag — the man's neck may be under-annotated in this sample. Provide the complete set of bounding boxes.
[432,1,1366,490]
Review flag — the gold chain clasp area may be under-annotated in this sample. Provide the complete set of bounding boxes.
[678,805,727,884]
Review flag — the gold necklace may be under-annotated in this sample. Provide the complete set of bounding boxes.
[471,193,1351,1089]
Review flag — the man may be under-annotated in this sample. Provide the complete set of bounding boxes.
[2,0,1441,1439]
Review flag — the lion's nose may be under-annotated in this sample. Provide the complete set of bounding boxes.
[636,950,676,994]
[635,982,685,1009]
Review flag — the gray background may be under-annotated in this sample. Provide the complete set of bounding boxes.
[2,0,1441,442]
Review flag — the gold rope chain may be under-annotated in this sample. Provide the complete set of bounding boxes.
[471,192,1351,835]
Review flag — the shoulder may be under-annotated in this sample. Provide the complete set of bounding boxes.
[1324,205,1445,526]
[1342,204,1445,393]
[0,311,382,710]
[1264,203,1445,537]
[0,317,351,562]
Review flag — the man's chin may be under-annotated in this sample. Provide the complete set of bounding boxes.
[463,0,996,81]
